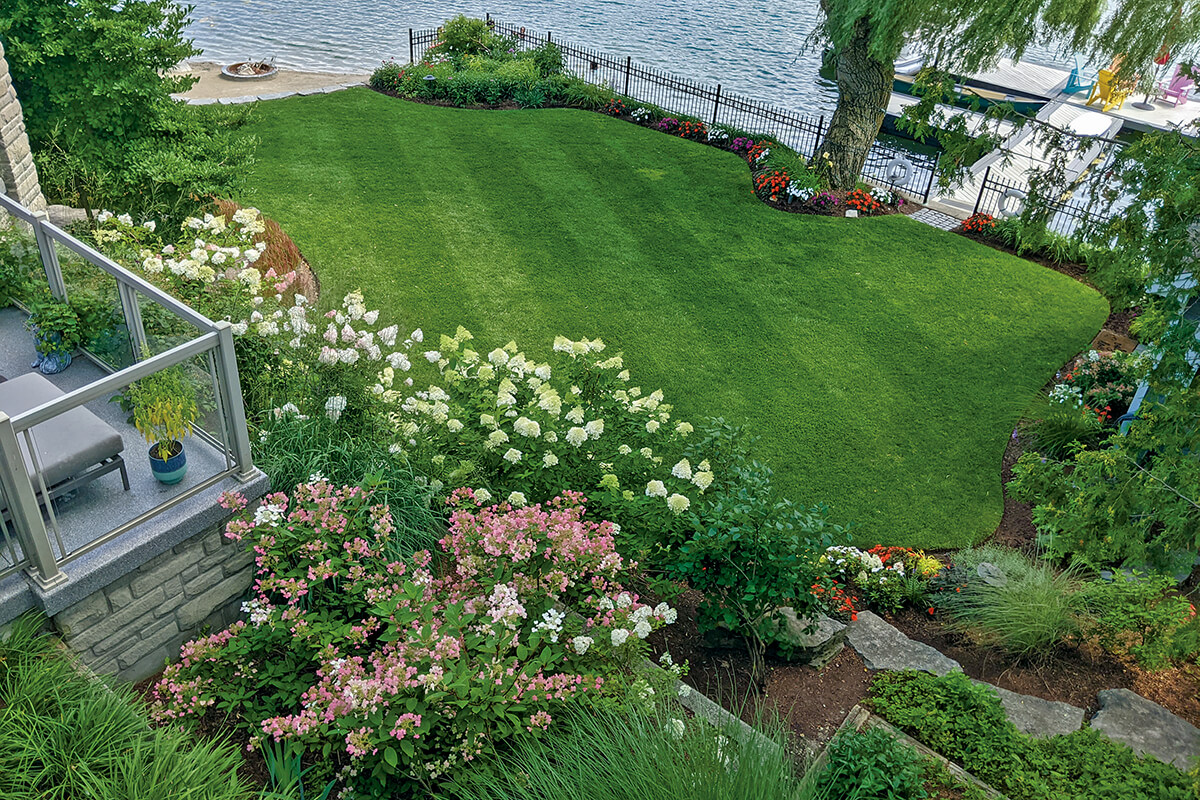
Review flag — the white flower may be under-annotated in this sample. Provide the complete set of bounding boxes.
[543,452,559,467]
[324,395,347,422]
[675,422,694,436]
[610,629,630,647]
[572,635,593,655]
[514,417,541,438]
[645,480,667,497]
[410,328,424,343]
[507,491,527,506]
[645,419,660,433]
[618,444,633,455]
[474,488,492,504]
[667,718,687,739]
[486,429,509,449]
[117,213,133,226]
[480,413,497,429]
[692,471,714,491]
[487,347,509,365]
[662,607,678,624]
[671,459,692,480]
[566,427,588,447]
[678,683,691,697]
[502,448,522,464]
[566,406,585,424]
[667,494,691,514]
[424,350,441,363]
[447,419,464,432]
[634,619,653,639]
[584,419,604,439]
[534,364,551,380]
[616,592,632,608]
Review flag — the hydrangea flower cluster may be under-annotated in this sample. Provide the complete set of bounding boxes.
[390,330,721,540]
[152,482,675,796]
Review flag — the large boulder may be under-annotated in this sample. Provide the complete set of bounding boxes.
[1091,688,1200,768]
[845,611,960,675]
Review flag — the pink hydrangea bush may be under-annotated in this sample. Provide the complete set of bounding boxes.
[151,483,675,797]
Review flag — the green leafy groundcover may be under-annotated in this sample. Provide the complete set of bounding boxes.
[240,89,1107,548]
[870,670,1194,800]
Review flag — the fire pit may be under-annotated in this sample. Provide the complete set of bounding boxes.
[221,61,277,80]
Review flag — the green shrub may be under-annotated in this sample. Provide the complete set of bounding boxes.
[812,727,930,799]
[439,15,510,57]
[870,670,1195,800]
[3,1,257,223]
[451,706,805,800]
[494,58,539,83]
[533,41,564,77]
[514,86,547,108]
[1078,571,1198,669]
[0,614,261,800]
[0,222,41,306]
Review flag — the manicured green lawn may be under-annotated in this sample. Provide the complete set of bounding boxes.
[242,89,1108,549]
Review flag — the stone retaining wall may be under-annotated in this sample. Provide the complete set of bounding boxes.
[53,521,254,682]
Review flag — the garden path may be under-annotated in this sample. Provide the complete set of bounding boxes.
[848,611,1101,742]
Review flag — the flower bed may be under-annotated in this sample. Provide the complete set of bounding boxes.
[368,16,916,221]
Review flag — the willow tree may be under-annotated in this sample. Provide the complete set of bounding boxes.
[816,0,1200,188]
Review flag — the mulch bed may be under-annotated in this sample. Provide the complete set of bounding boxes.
[761,190,923,218]
[647,588,872,753]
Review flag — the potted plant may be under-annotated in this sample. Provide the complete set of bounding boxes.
[127,364,199,484]
[25,297,83,374]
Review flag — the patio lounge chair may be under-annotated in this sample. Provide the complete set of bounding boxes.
[1159,64,1195,106]
[0,373,128,514]
[1064,55,1097,95]
[1085,69,1131,112]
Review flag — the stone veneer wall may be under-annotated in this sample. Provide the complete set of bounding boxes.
[53,522,254,682]
[0,40,45,210]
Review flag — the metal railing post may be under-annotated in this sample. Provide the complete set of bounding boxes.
[712,84,722,126]
[0,413,65,588]
[409,29,414,64]
[31,211,67,302]
[973,167,991,216]
[213,321,255,480]
[624,56,631,96]
[117,281,148,359]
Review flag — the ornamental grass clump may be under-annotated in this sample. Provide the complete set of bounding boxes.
[152,483,677,797]
[0,614,259,800]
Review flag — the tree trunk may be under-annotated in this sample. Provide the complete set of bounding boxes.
[821,16,896,190]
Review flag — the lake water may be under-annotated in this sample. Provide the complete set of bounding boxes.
[186,1,1073,117]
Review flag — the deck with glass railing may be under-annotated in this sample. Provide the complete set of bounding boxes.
[0,193,263,619]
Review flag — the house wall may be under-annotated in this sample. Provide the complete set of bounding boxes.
[51,520,255,682]
[0,40,46,210]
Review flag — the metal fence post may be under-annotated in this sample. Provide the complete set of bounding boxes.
[409,29,414,64]
[712,84,722,126]
[213,321,256,480]
[0,413,65,588]
[31,211,67,302]
[923,154,939,203]
[623,56,631,96]
[117,281,148,359]
[972,167,991,216]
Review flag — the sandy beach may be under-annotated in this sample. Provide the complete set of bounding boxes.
[170,60,369,99]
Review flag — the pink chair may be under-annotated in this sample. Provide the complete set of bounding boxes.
[1159,64,1195,106]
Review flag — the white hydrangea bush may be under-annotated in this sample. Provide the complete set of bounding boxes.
[390,329,723,540]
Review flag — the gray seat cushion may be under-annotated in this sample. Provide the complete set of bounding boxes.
[0,373,124,489]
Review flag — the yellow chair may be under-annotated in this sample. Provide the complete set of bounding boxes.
[1085,69,1132,112]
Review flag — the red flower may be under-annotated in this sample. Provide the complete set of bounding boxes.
[927,607,936,615]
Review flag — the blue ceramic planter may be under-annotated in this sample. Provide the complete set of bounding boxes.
[30,328,73,375]
[149,442,188,485]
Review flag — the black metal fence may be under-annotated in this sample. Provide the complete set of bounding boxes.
[971,168,1115,237]
[406,20,941,202]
